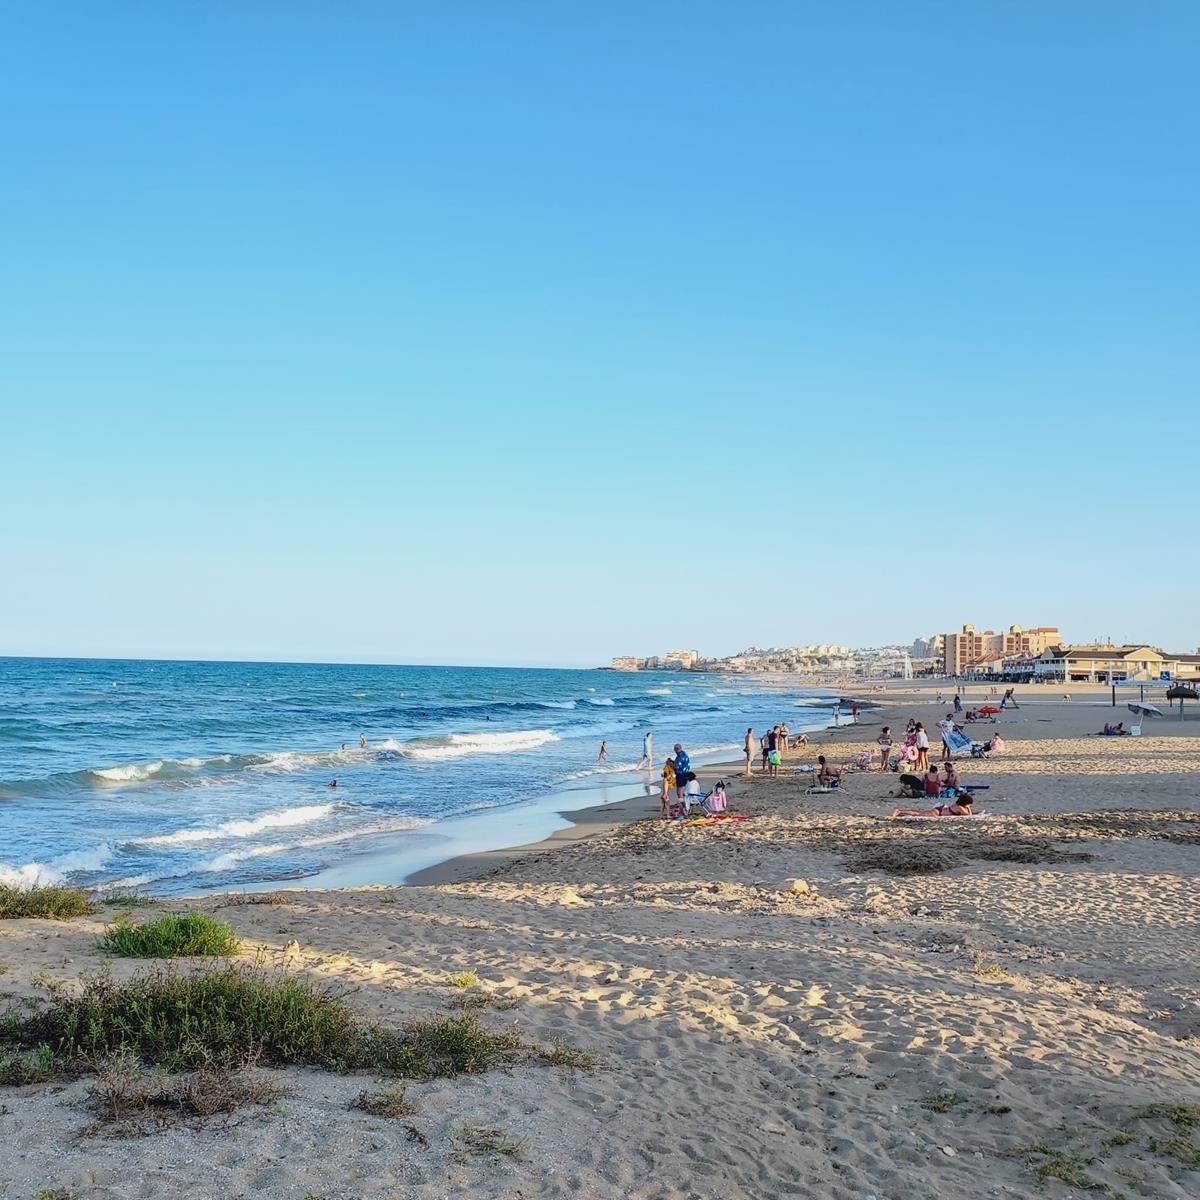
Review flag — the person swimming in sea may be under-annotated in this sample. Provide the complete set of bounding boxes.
[359,733,368,749]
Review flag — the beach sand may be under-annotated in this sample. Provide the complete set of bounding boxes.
[3,682,1199,1198]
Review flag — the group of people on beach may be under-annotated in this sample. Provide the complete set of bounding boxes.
[741,723,810,778]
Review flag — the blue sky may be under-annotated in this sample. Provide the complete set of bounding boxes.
[2,3,1197,665]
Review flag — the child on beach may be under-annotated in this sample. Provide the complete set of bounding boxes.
[683,771,703,810]
[704,780,728,814]
[914,723,930,771]
[660,758,676,818]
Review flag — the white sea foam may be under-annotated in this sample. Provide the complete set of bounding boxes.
[91,761,164,783]
[133,804,336,849]
[646,687,672,696]
[402,729,559,761]
[0,844,114,887]
[537,700,577,709]
[584,697,616,706]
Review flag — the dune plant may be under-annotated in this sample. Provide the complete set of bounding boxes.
[99,912,241,958]
[0,884,94,920]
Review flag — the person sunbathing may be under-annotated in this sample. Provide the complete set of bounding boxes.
[1098,722,1128,736]
[891,794,975,818]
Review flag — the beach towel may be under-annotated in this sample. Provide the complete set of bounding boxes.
[943,728,973,755]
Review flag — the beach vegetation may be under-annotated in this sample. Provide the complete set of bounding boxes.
[1136,1102,1200,1128]
[99,891,156,909]
[1033,1151,1100,1188]
[450,1121,527,1164]
[83,1047,285,1135]
[541,1037,600,1070]
[1,965,529,1080]
[448,970,478,990]
[99,912,241,958]
[1149,1136,1200,1168]
[219,892,295,907]
[0,884,95,920]
[0,1044,56,1086]
[353,1081,416,1117]
[922,1089,965,1113]
[1102,1130,1138,1149]
[34,1189,77,1200]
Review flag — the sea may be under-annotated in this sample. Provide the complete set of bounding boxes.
[0,658,838,896]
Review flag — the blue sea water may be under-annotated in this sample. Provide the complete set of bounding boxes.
[0,658,835,895]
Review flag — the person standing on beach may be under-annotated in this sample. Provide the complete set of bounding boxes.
[660,757,675,817]
[637,731,653,769]
[954,693,963,714]
[743,727,756,776]
[833,702,841,726]
[597,740,608,764]
[937,713,956,761]
[673,744,691,801]
[914,722,930,771]
[779,722,790,753]
[850,702,858,723]
[877,726,894,771]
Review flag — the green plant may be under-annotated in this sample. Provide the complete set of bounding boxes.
[0,1044,55,1086]
[1137,1102,1200,1128]
[2,965,527,1079]
[353,1081,415,1117]
[922,1089,965,1114]
[1148,1135,1200,1168]
[99,891,156,908]
[99,912,241,958]
[1102,1130,1138,1149]
[1034,1152,1099,1188]
[0,884,94,920]
[448,970,478,990]
[34,1189,77,1200]
[451,1121,527,1164]
[541,1037,600,1069]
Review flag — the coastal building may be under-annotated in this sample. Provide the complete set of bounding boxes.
[610,656,640,671]
[1033,644,1183,683]
[664,650,699,670]
[943,624,1062,675]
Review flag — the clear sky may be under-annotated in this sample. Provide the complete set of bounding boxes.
[2,3,1197,666]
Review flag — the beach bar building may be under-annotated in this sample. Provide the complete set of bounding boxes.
[1034,644,1183,683]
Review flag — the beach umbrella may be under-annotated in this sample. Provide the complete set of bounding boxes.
[978,705,1000,714]
[1127,702,1164,718]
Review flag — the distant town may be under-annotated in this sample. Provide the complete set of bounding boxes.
[610,624,1200,684]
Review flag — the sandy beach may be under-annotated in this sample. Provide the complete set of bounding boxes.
[3,681,1199,1199]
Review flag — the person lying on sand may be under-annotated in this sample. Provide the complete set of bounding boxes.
[891,794,974,818]
[1098,722,1129,736]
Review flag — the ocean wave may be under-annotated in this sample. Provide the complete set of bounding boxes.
[583,697,615,706]
[402,729,559,761]
[537,700,577,709]
[646,687,672,696]
[132,804,337,849]
[91,761,165,783]
[0,843,114,888]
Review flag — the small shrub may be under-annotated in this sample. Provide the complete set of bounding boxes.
[451,1121,527,1164]
[99,912,241,958]
[1035,1152,1097,1187]
[542,1037,600,1069]
[85,1048,283,1134]
[0,884,94,920]
[353,1082,415,1117]
[1149,1135,1200,1168]
[1103,1130,1138,1148]
[922,1089,965,1114]
[448,970,478,990]
[1138,1102,1200,1128]
[35,1189,77,1200]
[2,964,528,1079]
[0,1044,55,1086]
[100,891,156,909]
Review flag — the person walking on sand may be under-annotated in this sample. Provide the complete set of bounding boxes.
[743,727,756,776]
[637,731,653,769]
[954,693,963,715]
[914,722,930,771]
[596,740,608,764]
[851,701,858,723]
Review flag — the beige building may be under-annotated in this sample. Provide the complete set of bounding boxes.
[943,624,1062,675]
[1034,644,1183,683]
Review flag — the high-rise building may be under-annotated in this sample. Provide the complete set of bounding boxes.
[942,624,1062,674]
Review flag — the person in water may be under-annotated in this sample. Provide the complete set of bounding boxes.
[359,733,368,749]
[328,779,337,788]
[597,740,608,764]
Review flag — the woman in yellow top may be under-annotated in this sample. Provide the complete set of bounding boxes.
[660,758,676,817]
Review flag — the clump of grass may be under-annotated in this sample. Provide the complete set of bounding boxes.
[2,965,527,1079]
[0,884,94,920]
[1033,1152,1098,1188]
[1149,1135,1200,1168]
[34,1189,77,1200]
[353,1081,416,1117]
[1137,1102,1200,1128]
[922,1089,965,1114]
[99,912,241,958]
[220,892,295,907]
[451,1121,527,1164]
[541,1037,600,1069]
[448,970,478,990]
[99,891,156,909]
[973,954,1007,979]
[1102,1130,1138,1149]
[0,1044,55,1086]
[983,1103,1013,1115]
[84,1048,283,1135]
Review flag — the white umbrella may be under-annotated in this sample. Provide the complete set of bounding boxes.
[1128,702,1164,718]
